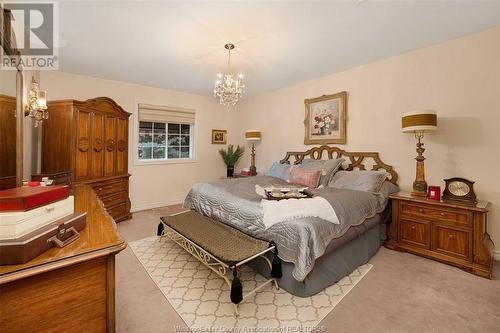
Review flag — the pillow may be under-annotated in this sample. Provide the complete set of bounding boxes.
[378,181,400,198]
[265,162,292,180]
[329,170,388,192]
[300,158,345,187]
[288,167,321,188]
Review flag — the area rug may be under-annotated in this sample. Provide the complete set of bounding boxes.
[130,236,372,331]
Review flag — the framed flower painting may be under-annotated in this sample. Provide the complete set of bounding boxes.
[212,129,227,144]
[304,91,347,145]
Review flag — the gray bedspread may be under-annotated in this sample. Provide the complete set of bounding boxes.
[183,176,389,281]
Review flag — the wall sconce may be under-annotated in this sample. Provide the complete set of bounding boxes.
[25,76,48,127]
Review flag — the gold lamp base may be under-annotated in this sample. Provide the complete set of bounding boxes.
[411,131,428,197]
[249,143,257,175]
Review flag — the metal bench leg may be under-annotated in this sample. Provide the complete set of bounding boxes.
[233,304,239,317]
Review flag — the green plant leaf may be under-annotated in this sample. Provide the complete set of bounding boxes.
[219,144,245,166]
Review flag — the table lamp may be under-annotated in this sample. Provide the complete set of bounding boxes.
[402,110,438,196]
[245,130,261,175]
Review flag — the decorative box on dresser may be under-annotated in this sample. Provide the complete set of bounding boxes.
[387,192,494,278]
[41,97,132,222]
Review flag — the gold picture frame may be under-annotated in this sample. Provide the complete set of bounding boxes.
[211,129,227,144]
[304,91,347,145]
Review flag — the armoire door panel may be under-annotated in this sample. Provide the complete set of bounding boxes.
[104,116,117,176]
[76,111,91,180]
[116,118,127,175]
[91,113,104,178]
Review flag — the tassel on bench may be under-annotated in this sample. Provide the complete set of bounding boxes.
[270,241,282,278]
[230,266,243,304]
[157,222,164,236]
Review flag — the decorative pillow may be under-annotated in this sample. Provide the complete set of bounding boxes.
[329,170,388,192]
[288,167,321,188]
[300,158,345,187]
[378,181,400,198]
[265,162,292,180]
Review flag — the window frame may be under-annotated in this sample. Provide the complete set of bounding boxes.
[133,103,197,166]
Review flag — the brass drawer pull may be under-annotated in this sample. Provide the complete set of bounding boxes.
[448,234,455,240]
[418,209,424,213]
[98,185,114,191]
[411,226,416,230]
[45,206,55,212]
[440,212,445,216]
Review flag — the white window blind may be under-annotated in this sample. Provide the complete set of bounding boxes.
[138,103,195,124]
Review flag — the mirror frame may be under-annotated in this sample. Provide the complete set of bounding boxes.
[2,6,24,186]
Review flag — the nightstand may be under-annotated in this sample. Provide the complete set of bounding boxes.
[231,173,257,178]
[387,192,494,278]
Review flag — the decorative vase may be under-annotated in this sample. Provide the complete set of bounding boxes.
[320,127,327,135]
[227,165,234,178]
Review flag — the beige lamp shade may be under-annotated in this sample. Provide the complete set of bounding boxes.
[402,110,437,133]
[245,130,261,141]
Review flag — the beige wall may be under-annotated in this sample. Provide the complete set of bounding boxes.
[39,71,237,211]
[235,27,500,254]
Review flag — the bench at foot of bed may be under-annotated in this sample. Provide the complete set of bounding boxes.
[157,210,282,316]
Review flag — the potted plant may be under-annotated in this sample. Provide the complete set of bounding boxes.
[219,144,244,178]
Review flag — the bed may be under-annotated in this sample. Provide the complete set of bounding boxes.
[184,145,398,297]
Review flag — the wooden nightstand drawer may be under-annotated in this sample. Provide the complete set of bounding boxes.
[401,203,471,226]
[400,220,430,248]
[432,226,472,260]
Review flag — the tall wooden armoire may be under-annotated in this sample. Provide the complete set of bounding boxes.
[41,97,132,222]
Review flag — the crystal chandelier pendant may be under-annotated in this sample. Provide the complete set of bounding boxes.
[214,43,245,108]
[25,77,48,127]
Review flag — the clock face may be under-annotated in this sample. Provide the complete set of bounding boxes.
[448,181,470,196]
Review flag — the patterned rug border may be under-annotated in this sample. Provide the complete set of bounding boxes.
[130,235,373,331]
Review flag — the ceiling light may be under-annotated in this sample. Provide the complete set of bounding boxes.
[213,43,245,108]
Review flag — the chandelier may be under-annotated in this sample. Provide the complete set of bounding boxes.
[214,43,245,107]
[25,76,48,127]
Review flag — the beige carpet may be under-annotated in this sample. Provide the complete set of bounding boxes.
[129,235,372,331]
[116,205,500,333]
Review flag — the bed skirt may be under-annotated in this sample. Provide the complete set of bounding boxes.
[247,223,384,297]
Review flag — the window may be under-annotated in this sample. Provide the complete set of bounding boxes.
[138,121,193,160]
[137,104,195,162]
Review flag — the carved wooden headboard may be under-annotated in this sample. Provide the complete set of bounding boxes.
[279,145,398,185]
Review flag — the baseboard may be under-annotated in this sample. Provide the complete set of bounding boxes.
[494,249,500,261]
[131,199,183,213]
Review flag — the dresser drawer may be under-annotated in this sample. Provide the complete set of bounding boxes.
[90,178,128,197]
[107,202,128,220]
[400,220,430,248]
[401,203,471,226]
[100,191,127,208]
[432,226,472,260]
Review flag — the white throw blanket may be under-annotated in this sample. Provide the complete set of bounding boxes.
[260,197,339,229]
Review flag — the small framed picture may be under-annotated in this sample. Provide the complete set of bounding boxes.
[212,129,227,144]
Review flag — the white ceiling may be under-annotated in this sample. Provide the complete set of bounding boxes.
[56,1,500,96]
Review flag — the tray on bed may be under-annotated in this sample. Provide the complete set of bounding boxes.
[264,189,313,201]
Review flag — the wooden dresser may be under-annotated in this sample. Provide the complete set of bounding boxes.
[0,185,126,332]
[41,97,131,222]
[387,192,493,278]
